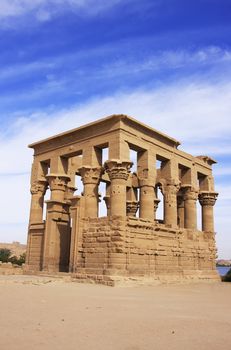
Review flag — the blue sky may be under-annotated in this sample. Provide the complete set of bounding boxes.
[0,0,231,258]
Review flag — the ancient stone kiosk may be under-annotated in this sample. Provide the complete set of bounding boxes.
[26,115,219,284]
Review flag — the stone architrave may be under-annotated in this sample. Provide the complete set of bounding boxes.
[79,166,103,218]
[105,160,132,216]
[199,192,218,232]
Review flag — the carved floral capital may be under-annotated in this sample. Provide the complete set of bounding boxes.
[199,192,218,207]
[46,173,70,192]
[126,200,139,216]
[182,186,198,201]
[161,182,180,204]
[105,160,132,181]
[30,179,48,195]
[79,166,103,185]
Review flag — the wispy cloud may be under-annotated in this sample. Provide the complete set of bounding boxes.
[0,0,125,23]
[1,77,231,174]
[1,46,231,117]
[1,46,230,81]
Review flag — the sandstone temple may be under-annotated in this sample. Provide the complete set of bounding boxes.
[25,115,219,283]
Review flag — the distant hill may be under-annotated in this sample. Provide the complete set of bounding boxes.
[0,242,26,257]
[216,259,231,267]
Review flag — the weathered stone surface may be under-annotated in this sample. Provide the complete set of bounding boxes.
[25,115,219,283]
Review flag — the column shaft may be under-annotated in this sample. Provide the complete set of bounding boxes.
[162,183,179,228]
[140,185,155,220]
[105,160,132,217]
[183,188,198,230]
[79,166,102,218]
[43,174,71,272]
[177,195,185,228]
[199,192,218,232]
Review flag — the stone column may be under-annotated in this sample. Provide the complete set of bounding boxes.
[154,197,160,220]
[26,179,48,270]
[139,181,155,221]
[69,196,81,272]
[199,192,218,232]
[162,182,179,228]
[137,150,156,221]
[79,166,103,218]
[65,184,77,202]
[43,173,71,272]
[29,179,48,223]
[105,160,132,216]
[47,174,70,202]
[183,187,198,230]
[177,194,185,228]
[126,201,139,217]
[126,186,138,217]
[103,183,111,216]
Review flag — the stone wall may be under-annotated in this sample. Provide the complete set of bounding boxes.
[76,216,218,282]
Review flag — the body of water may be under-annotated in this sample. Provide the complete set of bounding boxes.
[216,266,230,276]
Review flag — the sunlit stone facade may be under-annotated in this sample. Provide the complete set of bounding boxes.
[25,115,219,283]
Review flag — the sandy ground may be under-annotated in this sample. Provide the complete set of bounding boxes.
[0,275,230,350]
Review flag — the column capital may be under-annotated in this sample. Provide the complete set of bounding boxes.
[46,173,71,192]
[105,159,132,181]
[161,182,180,199]
[199,192,218,206]
[126,200,139,217]
[138,168,155,187]
[65,185,77,200]
[139,178,155,187]
[182,186,198,201]
[30,179,48,195]
[79,166,103,185]
[154,198,160,212]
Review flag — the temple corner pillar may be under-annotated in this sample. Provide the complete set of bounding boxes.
[199,191,218,232]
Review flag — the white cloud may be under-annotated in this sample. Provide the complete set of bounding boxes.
[101,47,231,77]
[1,78,231,174]
[1,78,230,257]
[0,0,125,21]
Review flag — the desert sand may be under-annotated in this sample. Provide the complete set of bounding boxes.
[0,276,230,350]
